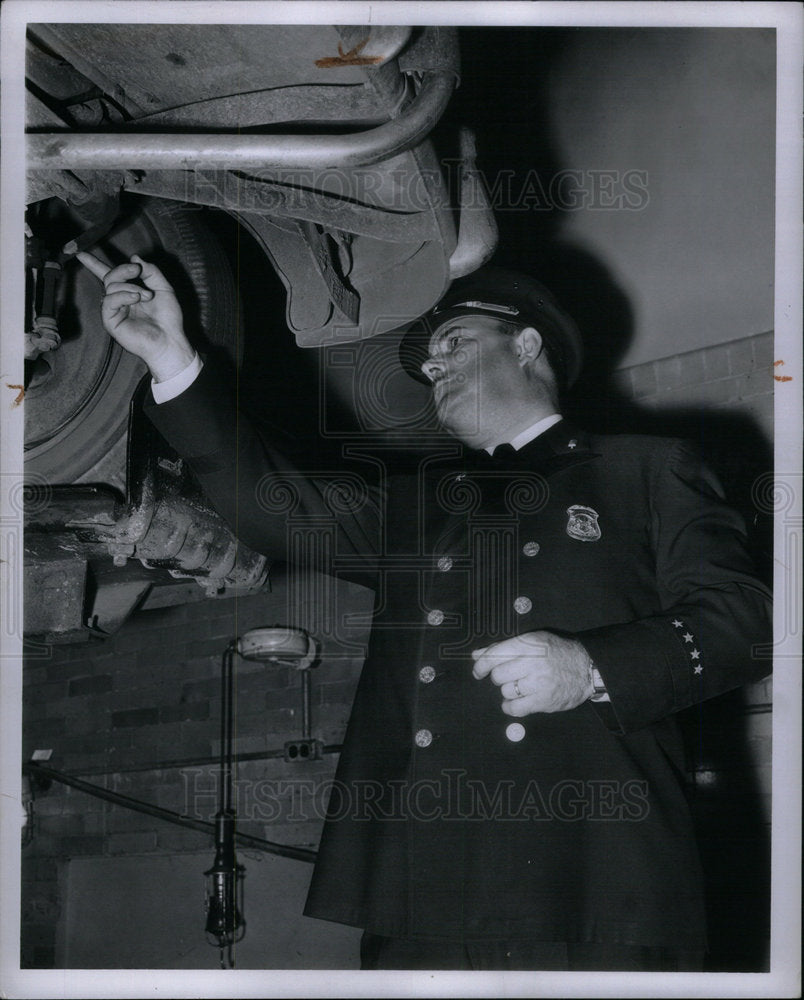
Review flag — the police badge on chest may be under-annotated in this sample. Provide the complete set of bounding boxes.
[566,505,602,541]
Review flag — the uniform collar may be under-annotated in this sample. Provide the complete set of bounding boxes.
[519,417,592,461]
[484,413,563,454]
[468,418,594,468]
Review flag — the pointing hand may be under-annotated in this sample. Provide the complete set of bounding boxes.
[77,252,195,382]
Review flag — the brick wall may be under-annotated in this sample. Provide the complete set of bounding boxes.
[21,573,373,967]
[20,329,775,969]
[611,330,774,436]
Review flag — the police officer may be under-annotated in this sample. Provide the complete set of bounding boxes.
[81,252,772,972]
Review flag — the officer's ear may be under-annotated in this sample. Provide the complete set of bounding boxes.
[514,326,543,368]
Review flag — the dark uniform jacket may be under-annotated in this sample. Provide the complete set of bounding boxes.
[147,364,772,950]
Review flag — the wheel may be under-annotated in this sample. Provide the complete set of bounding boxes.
[24,196,241,485]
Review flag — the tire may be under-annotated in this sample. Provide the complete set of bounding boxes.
[24,197,240,485]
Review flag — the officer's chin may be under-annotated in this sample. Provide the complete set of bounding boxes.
[437,409,485,448]
[433,391,478,437]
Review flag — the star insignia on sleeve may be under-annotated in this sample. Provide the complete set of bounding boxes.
[672,620,684,628]
[683,632,694,643]
[693,665,703,674]
[690,649,700,660]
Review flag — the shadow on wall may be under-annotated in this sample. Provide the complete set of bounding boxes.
[447,27,773,569]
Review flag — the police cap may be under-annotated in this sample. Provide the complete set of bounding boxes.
[398,266,583,389]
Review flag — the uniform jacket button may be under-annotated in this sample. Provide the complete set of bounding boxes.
[513,596,532,615]
[418,665,436,683]
[506,723,526,742]
[415,729,433,747]
[437,556,453,572]
[427,609,445,626]
[522,541,540,557]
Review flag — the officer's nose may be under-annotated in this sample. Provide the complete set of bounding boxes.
[421,355,446,384]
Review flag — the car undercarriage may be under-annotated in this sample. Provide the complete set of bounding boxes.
[23,23,497,640]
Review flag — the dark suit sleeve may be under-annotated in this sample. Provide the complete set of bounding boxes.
[577,439,772,734]
[143,362,382,584]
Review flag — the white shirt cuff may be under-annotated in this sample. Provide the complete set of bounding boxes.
[150,352,203,404]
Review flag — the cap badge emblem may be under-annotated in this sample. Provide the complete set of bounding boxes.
[436,299,520,317]
[566,505,601,542]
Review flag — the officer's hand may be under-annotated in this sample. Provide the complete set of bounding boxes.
[77,252,195,382]
[471,631,594,715]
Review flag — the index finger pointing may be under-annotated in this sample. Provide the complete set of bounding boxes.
[76,251,112,281]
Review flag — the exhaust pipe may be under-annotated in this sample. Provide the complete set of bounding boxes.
[27,73,455,172]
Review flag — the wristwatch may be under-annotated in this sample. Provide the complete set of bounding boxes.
[588,659,609,702]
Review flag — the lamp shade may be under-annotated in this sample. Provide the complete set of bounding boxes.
[236,627,315,667]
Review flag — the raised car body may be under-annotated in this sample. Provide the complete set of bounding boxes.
[23,23,497,639]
